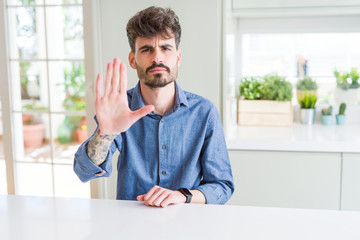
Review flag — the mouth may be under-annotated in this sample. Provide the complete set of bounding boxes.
[149,67,167,73]
[146,63,170,74]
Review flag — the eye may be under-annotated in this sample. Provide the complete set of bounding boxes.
[141,48,151,53]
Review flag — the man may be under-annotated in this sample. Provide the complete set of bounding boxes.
[74,6,234,207]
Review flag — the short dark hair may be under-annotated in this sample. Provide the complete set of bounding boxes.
[126,6,181,52]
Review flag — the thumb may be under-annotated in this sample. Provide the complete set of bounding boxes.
[133,105,154,119]
[137,195,145,201]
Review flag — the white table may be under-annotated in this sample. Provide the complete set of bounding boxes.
[1,195,360,240]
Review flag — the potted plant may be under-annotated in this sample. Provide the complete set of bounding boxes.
[58,62,87,143]
[296,76,318,100]
[298,93,317,125]
[334,68,359,106]
[321,106,333,126]
[74,117,88,143]
[238,74,293,126]
[336,103,346,125]
[22,101,47,148]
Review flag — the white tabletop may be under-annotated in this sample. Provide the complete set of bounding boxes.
[1,195,360,240]
[226,123,360,153]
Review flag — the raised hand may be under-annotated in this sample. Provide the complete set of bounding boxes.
[87,58,154,167]
[95,58,154,135]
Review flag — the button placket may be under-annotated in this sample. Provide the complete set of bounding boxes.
[158,117,167,184]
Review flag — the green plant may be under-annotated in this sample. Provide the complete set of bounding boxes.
[296,76,318,90]
[349,68,360,88]
[298,93,317,109]
[321,106,333,115]
[239,77,264,100]
[334,68,360,89]
[262,74,293,101]
[338,103,346,115]
[57,62,86,142]
[62,62,86,111]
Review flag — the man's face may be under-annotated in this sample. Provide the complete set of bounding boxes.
[129,35,181,89]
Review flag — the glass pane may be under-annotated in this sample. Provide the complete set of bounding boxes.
[46,6,84,59]
[45,0,82,4]
[49,61,86,112]
[14,112,51,163]
[10,61,49,112]
[241,33,360,78]
[7,7,46,59]
[51,114,87,164]
[240,33,360,105]
[54,164,90,198]
[16,162,53,196]
[6,0,43,6]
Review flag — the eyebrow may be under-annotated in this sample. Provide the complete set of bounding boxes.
[138,43,174,51]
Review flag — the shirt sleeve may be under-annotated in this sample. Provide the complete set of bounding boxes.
[196,106,235,204]
[73,117,120,183]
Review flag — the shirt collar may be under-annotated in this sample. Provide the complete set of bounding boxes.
[129,81,189,113]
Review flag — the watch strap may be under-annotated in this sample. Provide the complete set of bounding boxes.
[178,188,192,203]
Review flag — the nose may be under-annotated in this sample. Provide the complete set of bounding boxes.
[152,47,163,64]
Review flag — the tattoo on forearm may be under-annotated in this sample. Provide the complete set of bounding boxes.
[87,129,117,166]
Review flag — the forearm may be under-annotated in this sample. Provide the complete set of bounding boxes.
[87,129,117,166]
[190,190,206,204]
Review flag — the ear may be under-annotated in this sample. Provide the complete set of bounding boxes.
[177,49,182,67]
[128,51,137,69]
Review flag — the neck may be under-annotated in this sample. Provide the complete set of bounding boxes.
[140,81,176,116]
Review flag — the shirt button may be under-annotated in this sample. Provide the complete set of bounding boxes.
[161,118,164,122]
[161,171,166,175]
[162,145,166,149]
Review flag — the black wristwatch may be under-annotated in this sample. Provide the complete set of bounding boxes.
[178,188,192,203]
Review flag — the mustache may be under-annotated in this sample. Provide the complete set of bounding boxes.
[146,63,170,74]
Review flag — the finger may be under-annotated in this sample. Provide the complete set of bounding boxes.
[131,105,155,121]
[154,191,170,207]
[137,195,144,201]
[143,185,160,205]
[95,170,106,177]
[146,188,164,206]
[160,195,173,208]
[104,62,113,95]
[96,73,102,101]
[111,58,120,92]
[143,185,157,201]
[119,62,128,96]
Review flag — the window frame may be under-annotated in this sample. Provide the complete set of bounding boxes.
[0,0,98,197]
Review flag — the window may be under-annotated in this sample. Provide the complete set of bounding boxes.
[240,33,360,105]
[1,0,90,197]
[231,15,360,104]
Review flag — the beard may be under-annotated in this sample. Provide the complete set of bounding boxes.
[135,62,178,89]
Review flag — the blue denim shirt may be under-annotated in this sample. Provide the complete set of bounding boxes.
[74,82,234,204]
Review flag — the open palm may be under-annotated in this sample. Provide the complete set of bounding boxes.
[95,58,154,135]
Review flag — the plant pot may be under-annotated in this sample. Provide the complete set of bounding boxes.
[23,123,45,148]
[321,115,333,126]
[237,100,293,126]
[75,128,88,143]
[336,114,346,125]
[334,88,359,106]
[300,108,315,125]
